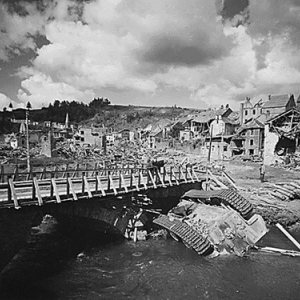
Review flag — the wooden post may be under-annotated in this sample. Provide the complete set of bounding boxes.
[187,168,194,183]
[32,175,36,201]
[133,173,140,191]
[157,171,165,187]
[82,171,85,195]
[66,172,70,197]
[84,175,92,198]
[119,170,122,189]
[163,167,166,183]
[68,178,78,200]
[107,170,111,191]
[139,172,147,190]
[192,167,199,181]
[180,167,187,183]
[50,172,54,198]
[13,164,19,181]
[95,172,98,193]
[0,165,4,183]
[120,173,128,193]
[96,176,106,196]
[109,174,117,195]
[33,177,43,206]
[171,169,179,185]
[148,170,157,189]
[130,169,133,187]
[138,170,141,187]
[40,166,46,180]
[51,178,61,203]
[8,177,20,209]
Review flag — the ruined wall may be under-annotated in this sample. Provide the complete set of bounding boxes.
[264,124,279,165]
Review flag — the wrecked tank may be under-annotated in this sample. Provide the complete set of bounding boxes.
[153,189,268,257]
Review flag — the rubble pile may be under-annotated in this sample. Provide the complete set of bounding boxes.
[270,153,300,171]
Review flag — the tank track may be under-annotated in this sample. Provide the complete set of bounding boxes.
[182,189,254,220]
[153,215,213,255]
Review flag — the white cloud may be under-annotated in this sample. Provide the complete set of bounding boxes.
[17,69,95,108]
[0,93,13,109]
[2,0,300,109]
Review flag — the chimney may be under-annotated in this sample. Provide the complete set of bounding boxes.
[240,102,244,125]
[268,95,271,101]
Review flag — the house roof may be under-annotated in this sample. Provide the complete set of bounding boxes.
[236,118,264,134]
[222,116,239,125]
[262,94,292,109]
[192,110,217,123]
[266,107,300,124]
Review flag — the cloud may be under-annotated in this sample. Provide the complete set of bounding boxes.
[2,0,300,110]
[0,93,13,109]
[17,69,96,108]
[15,0,237,107]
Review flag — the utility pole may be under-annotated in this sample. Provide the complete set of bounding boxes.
[26,102,31,172]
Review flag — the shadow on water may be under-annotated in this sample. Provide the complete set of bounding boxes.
[0,215,124,300]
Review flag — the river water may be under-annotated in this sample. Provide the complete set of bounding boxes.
[3,226,300,300]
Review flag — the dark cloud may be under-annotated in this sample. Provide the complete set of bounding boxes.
[138,33,231,71]
[218,0,249,20]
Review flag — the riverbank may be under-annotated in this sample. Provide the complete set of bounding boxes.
[163,149,300,231]
[210,159,300,230]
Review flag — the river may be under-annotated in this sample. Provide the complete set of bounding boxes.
[2,226,300,300]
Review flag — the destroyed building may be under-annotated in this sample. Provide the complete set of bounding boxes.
[264,108,300,166]
[261,94,296,120]
[239,97,263,125]
[231,118,264,157]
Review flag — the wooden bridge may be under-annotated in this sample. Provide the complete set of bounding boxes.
[0,164,204,209]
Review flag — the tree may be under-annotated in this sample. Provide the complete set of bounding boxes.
[26,101,32,110]
[8,103,13,110]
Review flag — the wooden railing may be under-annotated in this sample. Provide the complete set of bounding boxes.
[0,165,203,209]
[0,162,149,183]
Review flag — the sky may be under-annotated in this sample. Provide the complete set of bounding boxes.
[1,0,300,110]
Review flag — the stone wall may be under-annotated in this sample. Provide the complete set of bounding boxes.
[264,124,279,165]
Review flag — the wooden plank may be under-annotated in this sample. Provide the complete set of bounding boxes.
[51,178,61,203]
[68,178,78,200]
[33,177,43,206]
[8,178,20,209]
[83,176,92,198]
[96,176,106,196]
[148,170,157,189]
[276,223,300,251]
[120,173,129,193]
[109,175,118,195]
[207,170,228,189]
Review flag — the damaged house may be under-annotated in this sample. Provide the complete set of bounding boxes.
[264,108,300,165]
[231,118,265,158]
[197,107,239,160]
[261,94,296,120]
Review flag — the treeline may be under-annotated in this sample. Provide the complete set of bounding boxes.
[4,97,111,124]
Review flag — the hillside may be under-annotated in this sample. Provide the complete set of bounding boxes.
[0,99,204,133]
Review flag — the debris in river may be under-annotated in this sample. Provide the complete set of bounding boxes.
[153,189,268,257]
